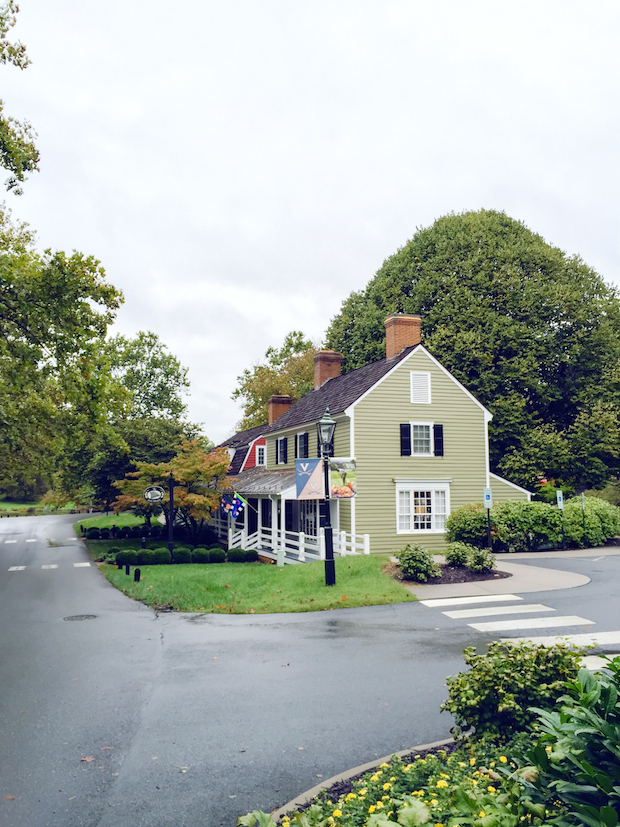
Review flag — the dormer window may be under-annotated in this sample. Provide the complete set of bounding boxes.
[256,445,266,466]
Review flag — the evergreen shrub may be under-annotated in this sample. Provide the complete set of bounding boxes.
[138,549,154,565]
[172,546,192,564]
[395,544,440,582]
[444,542,473,567]
[86,527,101,539]
[441,640,582,739]
[466,547,496,573]
[208,547,226,563]
[191,548,209,563]
[151,548,171,564]
[245,549,259,562]
[116,549,138,566]
[564,496,620,547]
[445,504,489,547]
[99,527,111,539]
[227,548,247,563]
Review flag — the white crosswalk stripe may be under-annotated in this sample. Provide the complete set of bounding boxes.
[73,562,91,567]
[4,540,16,544]
[470,615,594,632]
[507,631,620,647]
[443,603,555,619]
[8,566,26,571]
[41,564,58,569]
[26,539,36,543]
[420,594,523,608]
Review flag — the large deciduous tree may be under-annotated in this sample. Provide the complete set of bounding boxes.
[0,1,38,193]
[232,331,317,430]
[325,209,620,490]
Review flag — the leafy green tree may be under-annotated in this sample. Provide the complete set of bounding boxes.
[107,331,190,420]
[0,1,38,193]
[325,210,620,489]
[232,331,317,430]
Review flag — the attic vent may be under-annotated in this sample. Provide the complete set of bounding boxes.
[410,372,431,404]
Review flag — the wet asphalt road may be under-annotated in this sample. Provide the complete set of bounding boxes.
[1,516,619,827]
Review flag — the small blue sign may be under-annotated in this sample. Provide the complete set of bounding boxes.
[556,489,564,510]
[483,487,493,509]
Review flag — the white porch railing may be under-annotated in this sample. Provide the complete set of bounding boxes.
[226,524,370,564]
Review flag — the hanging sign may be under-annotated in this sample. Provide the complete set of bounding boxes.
[329,458,357,499]
[296,459,324,499]
[143,486,165,502]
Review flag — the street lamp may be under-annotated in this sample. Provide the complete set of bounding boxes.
[168,472,175,555]
[317,407,336,586]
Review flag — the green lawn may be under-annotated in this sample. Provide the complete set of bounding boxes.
[100,554,416,613]
[0,500,40,510]
[74,513,146,532]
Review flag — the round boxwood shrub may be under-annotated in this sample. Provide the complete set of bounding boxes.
[395,544,440,582]
[444,541,474,568]
[151,547,171,565]
[466,547,496,573]
[209,543,225,551]
[245,549,259,562]
[191,548,210,563]
[227,548,247,563]
[445,503,489,548]
[116,549,138,566]
[99,527,111,539]
[208,547,226,563]
[86,527,101,539]
[138,549,154,565]
[172,546,192,564]
[118,527,130,540]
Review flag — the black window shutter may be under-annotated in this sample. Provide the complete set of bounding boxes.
[400,424,411,456]
[302,433,309,458]
[433,424,444,456]
[283,437,288,464]
[294,435,298,460]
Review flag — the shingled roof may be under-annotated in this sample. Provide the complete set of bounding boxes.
[261,344,419,433]
[217,423,267,475]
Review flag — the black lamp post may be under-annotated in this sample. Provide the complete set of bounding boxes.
[317,407,336,586]
[167,472,175,555]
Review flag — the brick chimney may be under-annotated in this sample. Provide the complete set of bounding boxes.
[384,314,422,358]
[268,394,293,424]
[314,350,342,388]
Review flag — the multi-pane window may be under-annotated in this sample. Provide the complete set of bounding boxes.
[396,486,450,533]
[295,432,309,459]
[412,425,431,455]
[256,445,266,466]
[275,437,288,465]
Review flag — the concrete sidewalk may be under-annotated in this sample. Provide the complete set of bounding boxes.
[406,546,620,600]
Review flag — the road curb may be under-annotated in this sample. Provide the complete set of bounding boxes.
[270,737,454,821]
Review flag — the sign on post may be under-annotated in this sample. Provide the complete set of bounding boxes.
[483,488,493,509]
[143,486,165,503]
[556,489,564,510]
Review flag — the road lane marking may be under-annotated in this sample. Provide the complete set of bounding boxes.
[26,539,36,543]
[73,562,91,567]
[8,566,26,571]
[444,603,555,619]
[4,540,17,544]
[41,564,58,569]
[420,594,523,608]
[470,615,594,632]
[507,630,620,647]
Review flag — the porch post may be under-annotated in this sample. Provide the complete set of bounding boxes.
[363,533,370,555]
[340,530,347,556]
[298,531,305,562]
[276,495,285,567]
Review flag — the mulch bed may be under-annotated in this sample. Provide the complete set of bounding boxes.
[383,560,512,585]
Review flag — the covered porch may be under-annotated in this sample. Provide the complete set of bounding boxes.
[212,468,370,564]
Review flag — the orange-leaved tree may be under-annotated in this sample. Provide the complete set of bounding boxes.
[113,440,231,542]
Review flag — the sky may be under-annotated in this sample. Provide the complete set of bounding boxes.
[3,1,619,443]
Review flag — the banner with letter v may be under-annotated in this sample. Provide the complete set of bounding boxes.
[295,459,324,499]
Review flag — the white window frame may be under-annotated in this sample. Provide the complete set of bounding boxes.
[255,445,266,466]
[295,431,309,459]
[394,480,450,534]
[275,437,287,465]
[409,421,434,456]
[410,371,431,404]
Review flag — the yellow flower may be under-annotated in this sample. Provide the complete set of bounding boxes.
[404,764,413,772]
[499,756,507,763]
[332,810,342,818]
[413,790,424,796]
[419,759,426,764]
[359,788,367,796]
[376,801,384,809]
[479,812,486,818]
[440,773,450,779]
[383,783,392,790]
[436,780,448,788]
[435,823,444,827]
[346,793,356,800]
[487,786,496,794]
[390,776,396,782]
[370,774,380,782]
[470,758,476,766]
[380,763,389,768]
[431,799,439,806]
[458,762,466,767]
[489,762,496,768]
[382,795,390,801]
[368,805,375,813]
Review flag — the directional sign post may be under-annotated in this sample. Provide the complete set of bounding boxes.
[483,487,493,549]
[556,489,565,549]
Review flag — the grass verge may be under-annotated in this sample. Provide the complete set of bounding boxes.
[100,555,416,613]
[74,513,146,532]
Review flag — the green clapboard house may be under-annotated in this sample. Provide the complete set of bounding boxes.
[215,315,530,561]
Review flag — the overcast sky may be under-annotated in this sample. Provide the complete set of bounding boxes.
[4,1,619,442]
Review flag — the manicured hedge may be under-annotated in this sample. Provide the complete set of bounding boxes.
[191,547,210,563]
[208,547,226,563]
[116,549,138,566]
[172,546,192,564]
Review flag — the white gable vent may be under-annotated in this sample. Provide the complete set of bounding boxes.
[410,371,431,404]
